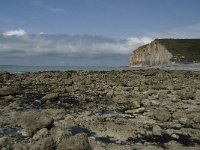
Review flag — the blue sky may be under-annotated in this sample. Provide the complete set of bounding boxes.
[1,0,200,37]
[0,0,200,66]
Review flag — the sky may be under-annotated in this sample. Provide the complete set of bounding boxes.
[0,0,200,66]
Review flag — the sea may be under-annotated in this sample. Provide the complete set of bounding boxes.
[1,64,200,73]
[0,65,136,73]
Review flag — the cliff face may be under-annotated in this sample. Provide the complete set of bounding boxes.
[130,39,200,67]
[130,40,173,67]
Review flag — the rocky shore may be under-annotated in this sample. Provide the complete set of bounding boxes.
[0,69,200,150]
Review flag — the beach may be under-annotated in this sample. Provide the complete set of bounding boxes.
[0,69,200,149]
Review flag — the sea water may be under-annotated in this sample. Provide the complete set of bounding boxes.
[0,65,136,73]
[1,63,200,73]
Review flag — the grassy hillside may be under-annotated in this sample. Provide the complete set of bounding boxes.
[157,39,200,62]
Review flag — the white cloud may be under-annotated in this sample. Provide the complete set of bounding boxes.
[0,30,153,56]
[127,37,153,45]
[0,30,154,66]
[3,29,27,37]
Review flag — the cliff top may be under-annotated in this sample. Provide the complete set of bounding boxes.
[141,39,200,62]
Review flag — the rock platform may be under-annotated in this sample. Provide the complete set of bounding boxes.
[0,69,200,149]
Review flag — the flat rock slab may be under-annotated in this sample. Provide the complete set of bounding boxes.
[0,86,22,96]
[57,133,92,150]
[154,108,171,122]
[19,112,54,136]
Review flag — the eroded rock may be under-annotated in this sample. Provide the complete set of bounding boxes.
[0,86,22,96]
[154,108,171,122]
[41,93,59,102]
[57,133,92,150]
[20,112,54,136]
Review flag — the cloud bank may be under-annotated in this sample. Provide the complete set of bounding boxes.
[0,29,152,56]
[0,29,153,66]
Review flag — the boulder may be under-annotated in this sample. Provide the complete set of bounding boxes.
[152,125,162,136]
[193,116,200,123]
[158,90,168,99]
[50,127,72,143]
[129,99,141,108]
[20,112,54,136]
[41,93,59,102]
[63,79,73,86]
[154,108,171,122]
[57,133,92,150]
[33,128,49,140]
[30,137,55,150]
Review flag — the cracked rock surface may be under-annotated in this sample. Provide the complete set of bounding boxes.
[0,69,200,150]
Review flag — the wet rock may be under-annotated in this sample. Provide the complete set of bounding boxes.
[33,128,49,140]
[41,93,59,102]
[20,112,54,136]
[57,133,92,150]
[154,108,171,122]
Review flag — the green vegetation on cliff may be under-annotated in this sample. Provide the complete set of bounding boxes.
[156,39,200,62]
